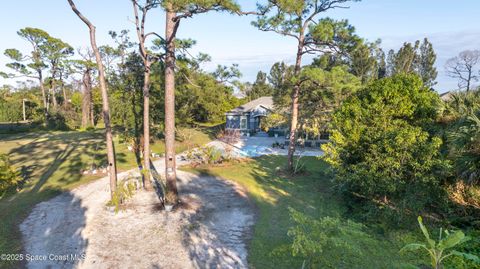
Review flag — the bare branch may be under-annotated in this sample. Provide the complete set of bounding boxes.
[235,9,266,16]
[67,0,95,30]
[257,26,300,41]
[145,32,165,42]
[181,72,201,88]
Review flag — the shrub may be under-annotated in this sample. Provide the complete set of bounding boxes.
[0,99,22,122]
[322,75,449,217]
[186,145,227,166]
[446,91,480,183]
[46,111,70,130]
[263,113,287,132]
[0,154,20,198]
[218,129,241,144]
[107,177,139,213]
[287,208,374,268]
[176,127,198,150]
[200,146,223,164]
[448,181,480,210]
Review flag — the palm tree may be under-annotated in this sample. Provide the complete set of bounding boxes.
[447,91,480,183]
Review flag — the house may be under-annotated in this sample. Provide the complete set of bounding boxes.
[440,91,454,102]
[225,96,274,134]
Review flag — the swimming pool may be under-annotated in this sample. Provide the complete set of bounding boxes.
[237,145,280,157]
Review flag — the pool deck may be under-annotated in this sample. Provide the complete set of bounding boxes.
[208,136,324,158]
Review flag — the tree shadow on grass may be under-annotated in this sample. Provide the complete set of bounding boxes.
[7,130,127,192]
[1,130,129,268]
[189,156,358,268]
[238,156,423,269]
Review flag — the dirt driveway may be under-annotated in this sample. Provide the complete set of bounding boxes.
[20,157,255,269]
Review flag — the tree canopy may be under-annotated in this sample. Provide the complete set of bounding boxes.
[323,74,447,215]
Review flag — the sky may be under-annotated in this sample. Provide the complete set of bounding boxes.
[0,0,479,93]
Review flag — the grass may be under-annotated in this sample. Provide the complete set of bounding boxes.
[0,127,212,268]
[184,156,425,269]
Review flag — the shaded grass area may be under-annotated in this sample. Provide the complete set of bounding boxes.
[184,156,423,269]
[0,127,211,268]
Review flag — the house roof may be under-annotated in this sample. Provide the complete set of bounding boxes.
[440,91,454,102]
[227,96,274,114]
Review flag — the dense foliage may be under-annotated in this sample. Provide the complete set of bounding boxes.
[243,71,274,101]
[0,28,242,132]
[0,154,20,197]
[0,86,42,123]
[267,63,361,138]
[386,38,438,88]
[323,75,449,218]
[1,7,479,269]
[444,91,480,183]
[288,208,374,268]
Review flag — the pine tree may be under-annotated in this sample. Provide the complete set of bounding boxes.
[246,71,274,101]
[415,38,438,88]
[252,0,360,171]
[385,38,437,88]
[161,0,246,204]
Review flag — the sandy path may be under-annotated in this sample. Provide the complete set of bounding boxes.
[20,157,255,269]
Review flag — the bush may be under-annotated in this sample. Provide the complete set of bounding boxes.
[263,113,287,132]
[445,229,480,269]
[107,176,139,213]
[200,146,223,164]
[186,145,228,166]
[218,129,240,144]
[0,94,41,123]
[0,99,22,122]
[287,208,374,268]
[0,154,20,198]
[46,111,69,130]
[322,75,449,218]
[44,109,81,131]
[445,91,480,184]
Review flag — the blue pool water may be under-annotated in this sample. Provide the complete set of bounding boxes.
[238,145,274,157]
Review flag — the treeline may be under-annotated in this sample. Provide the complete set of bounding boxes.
[240,37,439,140]
[0,29,242,130]
[2,0,478,227]
[233,8,480,230]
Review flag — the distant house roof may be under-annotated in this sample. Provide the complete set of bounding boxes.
[440,91,454,102]
[227,96,274,114]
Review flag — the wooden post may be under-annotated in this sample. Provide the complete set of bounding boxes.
[22,99,26,121]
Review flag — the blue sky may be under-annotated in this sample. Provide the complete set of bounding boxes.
[1,0,479,93]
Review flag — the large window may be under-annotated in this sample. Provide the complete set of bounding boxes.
[240,116,247,129]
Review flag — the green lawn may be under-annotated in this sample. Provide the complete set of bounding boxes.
[184,156,425,269]
[0,127,212,268]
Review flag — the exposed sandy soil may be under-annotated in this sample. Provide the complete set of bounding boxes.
[20,157,255,269]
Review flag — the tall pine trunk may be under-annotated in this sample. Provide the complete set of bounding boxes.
[287,34,304,171]
[142,62,153,191]
[164,9,178,202]
[61,74,68,108]
[81,69,92,128]
[62,85,67,107]
[90,83,95,127]
[91,32,117,198]
[50,72,58,109]
[68,0,117,198]
[39,72,48,116]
